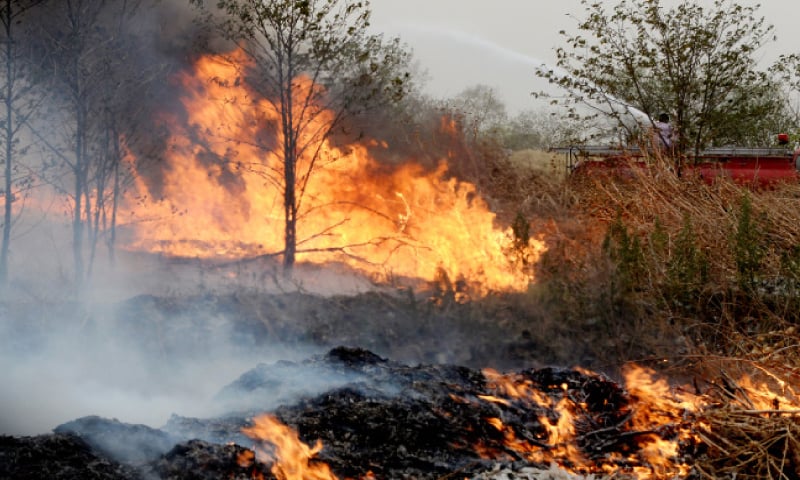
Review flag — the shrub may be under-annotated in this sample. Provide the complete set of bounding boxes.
[732,194,766,292]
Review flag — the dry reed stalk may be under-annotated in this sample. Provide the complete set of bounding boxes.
[694,383,800,479]
[569,154,800,290]
[656,354,800,479]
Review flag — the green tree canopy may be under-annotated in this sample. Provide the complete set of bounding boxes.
[539,0,792,153]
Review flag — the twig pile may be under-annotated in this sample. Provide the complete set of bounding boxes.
[693,361,800,480]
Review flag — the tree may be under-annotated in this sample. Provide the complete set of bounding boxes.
[499,108,588,151]
[191,0,410,275]
[31,0,108,290]
[0,0,46,286]
[772,53,800,135]
[447,85,507,144]
[32,0,161,290]
[538,0,786,155]
[81,0,165,274]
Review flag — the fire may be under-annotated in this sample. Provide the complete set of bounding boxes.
[242,414,338,480]
[236,364,800,479]
[479,369,586,467]
[119,49,545,292]
[478,366,701,478]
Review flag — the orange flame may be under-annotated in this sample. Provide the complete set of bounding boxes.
[242,414,338,480]
[118,50,545,292]
[478,366,701,478]
[238,365,800,479]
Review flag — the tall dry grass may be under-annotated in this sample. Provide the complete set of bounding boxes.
[480,149,800,478]
[506,151,800,368]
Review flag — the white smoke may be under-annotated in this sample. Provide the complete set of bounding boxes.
[0,298,321,435]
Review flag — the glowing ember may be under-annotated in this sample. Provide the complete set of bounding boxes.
[478,366,700,478]
[232,360,800,479]
[118,50,545,292]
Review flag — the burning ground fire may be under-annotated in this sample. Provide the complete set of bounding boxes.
[118,50,545,292]
[8,42,800,480]
[235,362,800,480]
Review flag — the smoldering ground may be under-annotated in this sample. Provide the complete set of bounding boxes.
[0,229,556,437]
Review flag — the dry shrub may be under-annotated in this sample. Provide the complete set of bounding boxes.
[477,152,800,476]
[510,152,800,368]
[571,156,800,277]
[685,355,800,479]
[553,158,800,478]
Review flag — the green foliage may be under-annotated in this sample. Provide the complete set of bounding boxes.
[202,0,412,116]
[649,216,668,259]
[780,245,800,289]
[446,85,508,143]
[602,212,645,293]
[732,194,765,292]
[497,109,589,151]
[539,0,788,152]
[665,214,708,308]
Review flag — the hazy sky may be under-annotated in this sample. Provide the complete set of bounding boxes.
[368,0,800,113]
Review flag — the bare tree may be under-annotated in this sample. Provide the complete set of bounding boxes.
[192,0,410,276]
[84,0,165,274]
[29,0,163,289]
[0,0,46,285]
[32,0,108,289]
[447,85,508,144]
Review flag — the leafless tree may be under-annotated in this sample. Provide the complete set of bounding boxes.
[0,0,46,286]
[32,0,165,290]
[192,0,410,276]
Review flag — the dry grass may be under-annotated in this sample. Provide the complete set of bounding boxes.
[571,155,800,267]
[687,355,800,479]
[567,155,800,309]
[485,150,800,366]
[467,149,800,478]
[509,149,570,178]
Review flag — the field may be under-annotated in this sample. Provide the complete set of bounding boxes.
[3,147,800,479]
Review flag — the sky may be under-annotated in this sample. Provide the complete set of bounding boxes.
[368,0,800,114]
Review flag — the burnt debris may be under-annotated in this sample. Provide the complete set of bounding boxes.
[3,347,696,479]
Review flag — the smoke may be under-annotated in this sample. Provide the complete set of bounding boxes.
[0,292,325,436]
[0,1,546,439]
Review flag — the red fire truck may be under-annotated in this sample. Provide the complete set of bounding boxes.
[555,135,800,187]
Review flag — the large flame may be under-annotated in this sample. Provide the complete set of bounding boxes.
[118,50,545,292]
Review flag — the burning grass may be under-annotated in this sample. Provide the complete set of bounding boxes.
[4,46,800,476]
[232,350,800,480]
[505,153,800,478]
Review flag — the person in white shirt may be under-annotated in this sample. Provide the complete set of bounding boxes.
[652,112,675,152]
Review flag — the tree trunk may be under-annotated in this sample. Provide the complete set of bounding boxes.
[280,49,296,278]
[1,7,13,285]
[283,148,296,276]
[107,128,121,266]
[73,106,86,290]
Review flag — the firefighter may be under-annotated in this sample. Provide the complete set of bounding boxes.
[652,113,675,153]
